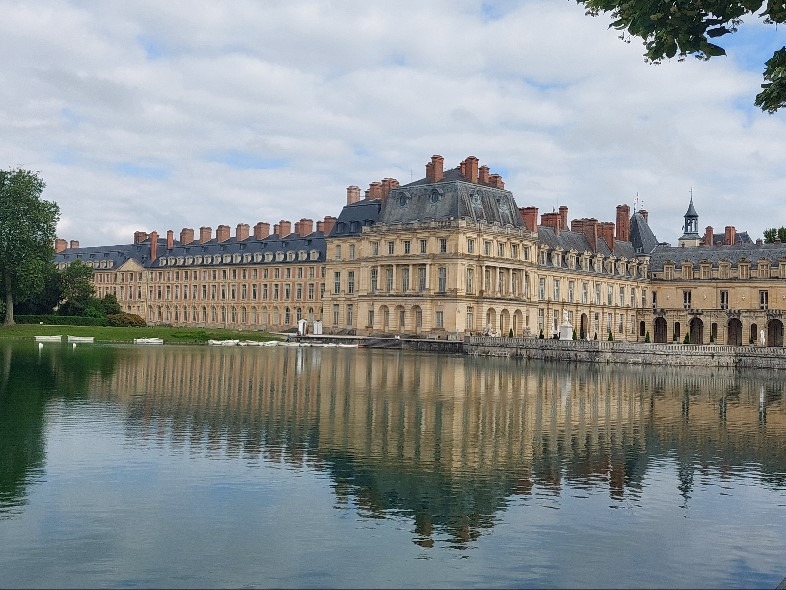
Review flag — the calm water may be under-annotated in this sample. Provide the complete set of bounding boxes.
[1,342,785,589]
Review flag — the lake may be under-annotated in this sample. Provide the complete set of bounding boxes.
[1,341,785,588]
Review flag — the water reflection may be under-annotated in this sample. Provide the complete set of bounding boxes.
[1,342,785,548]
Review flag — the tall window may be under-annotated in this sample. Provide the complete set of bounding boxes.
[420,239,427,254]
[683,290,692,309]
[466,268,474,293]
[401,268,410,292]
[619,286,625,307]
[440,238,447,253]
[370,268,378,293]
[388,241,395,255]
[335,245,341,260]
[553,278,560,301]
[467,239,475,254]
[466,306,474,331]
[418,266,426,291]
[582,282,588,304]
[538,278,546,300]
[438,267,447,292]
[372,242,379,256]
[386,267,393,292]
[346,304,354,326]
[568,280,574,303]
[720,290,729,310]
[760,290,769,310]
[404,240,411,254]
[349,244,355,260]
[347,271,355,294]
[435,310,444,328]
[595,284,601,305]
[334,271,341,294]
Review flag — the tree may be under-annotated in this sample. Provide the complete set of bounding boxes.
[57,260,96,316]
[0,169,59,325]
[577,0,786,112]
[15,263,61,315]
[764,226,786,243]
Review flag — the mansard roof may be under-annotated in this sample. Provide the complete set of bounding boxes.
[649,242,786,271]
[380,177,525,228]
[329,199,382,237]
[710,231,753,245]
[630,212,660,254]
[537,227,638,259]
[55,231,327,269]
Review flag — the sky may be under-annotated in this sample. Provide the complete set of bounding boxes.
[1,0,784,247]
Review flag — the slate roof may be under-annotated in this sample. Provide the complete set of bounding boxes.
[710,231,753,245]
[328,199,382,237]
[649,242,786,271]
[55,232,327,268]
[537,227,637,260]
[684,198,698,218]
[630,213,660,254]
[381,174,525,229]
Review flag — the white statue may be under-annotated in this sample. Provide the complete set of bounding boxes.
[760,329,765,346]
[562,310,570,325]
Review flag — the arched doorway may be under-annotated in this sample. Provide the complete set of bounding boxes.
[380,305,390,332]
[500,309,511,336]
[580,313,589,340]
[727,318,742,346]
[654,317,667,343]
[513,310,523,336]
[767,319,784,347]
[689,317,703,345]
[395,305,406,331]
[750,323,759,345]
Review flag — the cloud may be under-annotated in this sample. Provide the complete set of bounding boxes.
[0,0,783,246]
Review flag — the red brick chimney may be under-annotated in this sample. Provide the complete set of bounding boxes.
[599,221,615,252]
[316,220,324,233]
[236,223,249,241]
[346,185,360,204]
[704,226,714,246]
[381,178,399,202]
[478,165,489,184]
[488,174,505,189]
[149,231,158,262]
[559,206,569,231]
[572,218,599,252]
[639,209,648,222]
[368,181,383,200]
[616,205,630,242]
[180,228,194,245]
[520,206,539,233]
[254,222,270,240]
[321,216,337,236]
[216,225,230,242]
[133,231,148,245]
[725,226,736,245]
[199,227,212,244]
[431,155,444,183]
[541,212,562,235]
[166,230,174,250]
[298,218,313,236]
[55,238,68,253]
[277,220,291,237]
[69,240,80,249]
[464,156,479,183]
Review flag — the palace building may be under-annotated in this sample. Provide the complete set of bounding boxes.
[53,153,786,346]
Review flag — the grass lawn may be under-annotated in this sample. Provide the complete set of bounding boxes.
[0,323,284,344]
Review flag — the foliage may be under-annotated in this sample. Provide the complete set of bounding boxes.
[577,0,786,112]
[607,330,614,341]
[594,332,598,340]
[14,314,108,326]
[539,329,545,339]
[572,329,578,340]
[764,226,786,243]
[644,331,651,343]
[684,332,691,344]
[509,328,514,337]
[106,313,146,327]
[58,260,96,315]
[15,264,60,315]
[0,169,59,325]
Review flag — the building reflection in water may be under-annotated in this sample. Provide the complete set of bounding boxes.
[3,343,786,546]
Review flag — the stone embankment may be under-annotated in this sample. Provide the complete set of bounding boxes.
[466,336,786,370]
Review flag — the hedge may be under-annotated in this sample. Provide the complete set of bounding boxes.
[13,315,109,326]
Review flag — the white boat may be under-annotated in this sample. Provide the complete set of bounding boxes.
[34,335,62,342]
[208,339,240,346]
[134,337,163,345]
[238,340,262,346]
[67,335,94,343]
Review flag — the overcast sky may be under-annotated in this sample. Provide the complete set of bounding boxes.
[1,0,784,247]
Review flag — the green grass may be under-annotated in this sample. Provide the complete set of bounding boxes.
[0,323,284,344]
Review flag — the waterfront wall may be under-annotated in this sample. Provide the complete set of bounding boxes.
[466,336,786,370]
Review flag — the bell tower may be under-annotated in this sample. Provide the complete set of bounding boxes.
[678,191,701,247]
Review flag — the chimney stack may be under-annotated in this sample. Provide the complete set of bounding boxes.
[368,181,383,200]
[277,220,291,237]
[519,206,539,233]
[166,230,174,250]
[149,231,158,262]
[180,228,194,245]
[346,185,361,204]
[464,156,479,183]
[216,224,230,242]
[298,218,314,236]
[559,206,569,231]
[254,222,270,240]
[572,218,599,252]
[321,216,337,236]
[488,174,505,189]
[69,240,80,249]
[133,231,148,245]
[615,205,630,242]
[704,226,714,246]
[540,212,562,235]
[428,155,444,183]
[55,238,68,253]
[478,165,489,184]
[724,226,736,246]
[599,221,615,252]
[199,227,212,244]
[381,178,399,202]
[236,223,249,241]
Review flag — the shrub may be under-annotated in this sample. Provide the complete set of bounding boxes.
[593,332,598,340]
[106,313,146,327]
[683,333,690,344]
[508,328,514,337]
[538,329,544,339]
[644,331,651,343]
[572,329,577,340]
[14,314,107,326]
[607,331,614,341]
